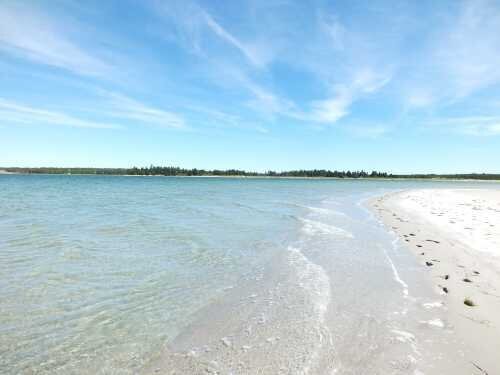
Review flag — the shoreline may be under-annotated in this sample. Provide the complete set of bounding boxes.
[372,188,500,374]
[1,171,500,182]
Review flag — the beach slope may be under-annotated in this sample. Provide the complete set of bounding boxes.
[373,188,500,374]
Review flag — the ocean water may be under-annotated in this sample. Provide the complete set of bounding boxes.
[0,175,494,374]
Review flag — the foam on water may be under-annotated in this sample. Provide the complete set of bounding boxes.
[420,319,445,328]
[287,246,333,374]
[299,218,354,238]
[422,301,444,309]
[381,240,410,299]
[306,206,347,217]
[288,246,331,320]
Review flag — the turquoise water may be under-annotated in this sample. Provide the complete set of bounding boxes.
[0,175,496,374]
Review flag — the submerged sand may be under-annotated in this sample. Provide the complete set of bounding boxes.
[374,188,500,374]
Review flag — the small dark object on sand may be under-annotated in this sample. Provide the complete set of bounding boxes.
[471,361,489,374]
[425,261,433,266]
[443,287,449,293]
[426,239,441,244]
[444,275,449,280]
[420,252,425,255]
[473,270,480,275]
[463,278,472,283]
[416,244,422,248]
[409,233,416,236]
[464,298,475,307]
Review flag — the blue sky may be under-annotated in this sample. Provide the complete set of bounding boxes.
[1,0,499,173]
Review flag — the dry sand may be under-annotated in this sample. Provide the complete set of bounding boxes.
[373,188,500,374]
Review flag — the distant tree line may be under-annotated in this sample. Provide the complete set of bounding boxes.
[0,166,391,178]
[1,166,499,180]
[125,167,390,178]
[392,173,500,181]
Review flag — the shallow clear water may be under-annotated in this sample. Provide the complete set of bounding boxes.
[0,175,495,374]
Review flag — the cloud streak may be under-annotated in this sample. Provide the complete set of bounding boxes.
[153,0,271,68]
[436,0,500,98]
[149,0,396,128]
[428,116,500,136]
[402,0,500,109]
[0,98,121,129]
[0,90,188,131]
[203,12,267,68]
[0,2,111,77]
[99,91,187,129]
[307,69,392,125]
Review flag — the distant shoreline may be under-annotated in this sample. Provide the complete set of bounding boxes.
[1,170,500,182]
[2,167,500,181]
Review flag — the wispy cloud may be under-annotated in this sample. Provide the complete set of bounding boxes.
[203,12,267,68]
[153,0,271,68]
[427,116,500,136]
[347,124,390,139]
[307,69,391,124]
[150,0,395,128]
[402,0,500,109]
[0,91,187,131]
[242,79,297,118]
[97,91,187,129]
[4,0,500,144]
[0,98,121,129]
[436,0,500,99]
[405,89,436,109]
[0,2,111,77]
[308,93,351,124]
[241,68,391,126]
[181,103,268,133]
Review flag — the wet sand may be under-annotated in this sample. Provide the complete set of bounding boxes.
[140,248,335,374]
[373,188,500,374]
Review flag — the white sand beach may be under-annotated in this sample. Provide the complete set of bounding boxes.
[374,188,500,374]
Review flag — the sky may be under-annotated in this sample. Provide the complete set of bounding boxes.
[1,0,500,173]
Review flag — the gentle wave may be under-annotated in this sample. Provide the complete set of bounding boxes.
[306,206,347,217]
[287,246,332,374]
[380,241,409,299]
[275,200,347,217]
[299,218,354,238]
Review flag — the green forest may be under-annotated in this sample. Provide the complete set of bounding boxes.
[2,166,500,180]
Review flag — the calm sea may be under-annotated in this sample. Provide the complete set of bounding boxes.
[0,175,495,374]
